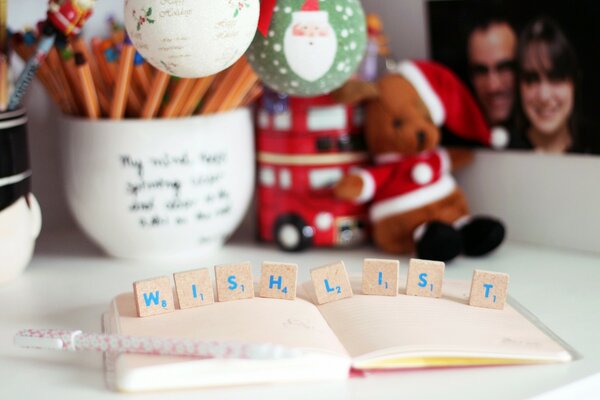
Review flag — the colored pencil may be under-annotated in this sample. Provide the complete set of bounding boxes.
[132,52,152,96]
[141,70,170,119]
[160,77,194,118]
[110,36,135,119]
[75,52,100,119]
[8,24,56,111]
[179,75,216,117]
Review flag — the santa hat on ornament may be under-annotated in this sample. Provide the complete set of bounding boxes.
[294,0,328,23]
[394,60,509,149]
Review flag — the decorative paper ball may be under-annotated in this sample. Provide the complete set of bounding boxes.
[124,0,260,78]
[247,0,367,96]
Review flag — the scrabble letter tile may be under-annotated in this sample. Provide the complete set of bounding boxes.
[362,258,399,296]
[310,261,353,305]
[173,268,215,309]
[406,258,445,298]
[259,262,298,300]
[469,269,509,310]
[133,276,175,317]
[215,262,254,302]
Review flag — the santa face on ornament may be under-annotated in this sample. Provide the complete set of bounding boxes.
[247,0,367,97]
[284,11,337,82]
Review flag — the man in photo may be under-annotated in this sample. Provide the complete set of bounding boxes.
[466,16,517,128]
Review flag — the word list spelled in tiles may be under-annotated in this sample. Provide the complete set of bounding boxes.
[133,276,176,317]
[406,258,445,298]
[469,269,509,310]
[310,261,353,305]
[215,262,255,302]
[362,258,399,296]
[173,268,215,309]
[259,262,298,300]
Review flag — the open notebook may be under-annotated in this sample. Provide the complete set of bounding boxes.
[103,278,573,392]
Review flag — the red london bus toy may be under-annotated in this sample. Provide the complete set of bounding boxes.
[256,91,369,251]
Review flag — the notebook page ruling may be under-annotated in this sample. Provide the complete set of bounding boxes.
[299,279,570,362]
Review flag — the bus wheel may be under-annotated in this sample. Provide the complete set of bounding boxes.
[273,214,313,252]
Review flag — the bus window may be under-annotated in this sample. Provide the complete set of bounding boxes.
[258,110,270,129]
[309,168,343,190]
[273,111,292,130]
[279,169,292,189]
[259,167,275,187]
[307,105,347,131]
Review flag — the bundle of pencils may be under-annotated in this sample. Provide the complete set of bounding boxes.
[10,23,263,120]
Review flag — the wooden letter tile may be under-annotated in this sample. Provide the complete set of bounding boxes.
[469,269,509,310]
[310,261,353,305]
[406,258,445,298]
[173,268,215,309]
[362,258,399,296]
[214,262,254,302]
[133,276,175,317]
[259,262,298,300]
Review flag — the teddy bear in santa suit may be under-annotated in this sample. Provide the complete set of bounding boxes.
[335,60,508,262]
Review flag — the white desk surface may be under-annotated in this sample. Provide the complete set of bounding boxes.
[1,229,599,400]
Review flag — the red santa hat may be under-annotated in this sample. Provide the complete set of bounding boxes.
[301,0,320,11]
[394,60,508,149]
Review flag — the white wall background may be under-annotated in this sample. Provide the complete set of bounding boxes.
[8,0,600,254]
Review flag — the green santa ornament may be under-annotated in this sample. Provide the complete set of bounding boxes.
[248,0,367,96]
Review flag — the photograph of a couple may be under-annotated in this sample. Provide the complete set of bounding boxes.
[428,0,600,155]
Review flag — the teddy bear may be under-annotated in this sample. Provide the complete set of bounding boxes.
[333,60,507,262]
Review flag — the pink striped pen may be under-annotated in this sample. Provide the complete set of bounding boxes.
[15,329,302,360]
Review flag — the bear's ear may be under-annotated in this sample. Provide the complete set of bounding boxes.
[331,81,380,105]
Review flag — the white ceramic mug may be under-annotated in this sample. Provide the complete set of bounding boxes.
[0,109,42,284]
[0,194,42,284]
[60,109,255,261]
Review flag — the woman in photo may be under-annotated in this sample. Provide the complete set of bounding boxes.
[516,17,581,153]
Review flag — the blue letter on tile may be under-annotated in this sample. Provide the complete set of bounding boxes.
[483,284,493,298]
[143,291,160,307]
[269,275,282,290]
[228,275,238,290]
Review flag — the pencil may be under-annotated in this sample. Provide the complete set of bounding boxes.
[240,83,263,108]
[141,70,170,119]
[12,34,68,113]
[132,52,152,96]
[160,77,194,118]
[47,46,79,115]
[91,38,113,91]
[110,36,135,119]
[74,52,100,119]
[217,64,258,113]
[59,46,86,115]
[73,36,110,115]
[179,75,215,117]
[200,57,248,115]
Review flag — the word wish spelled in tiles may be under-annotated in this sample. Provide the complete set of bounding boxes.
[131,259,510,318]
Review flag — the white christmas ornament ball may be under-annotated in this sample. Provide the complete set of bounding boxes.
[125,0,260,78]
